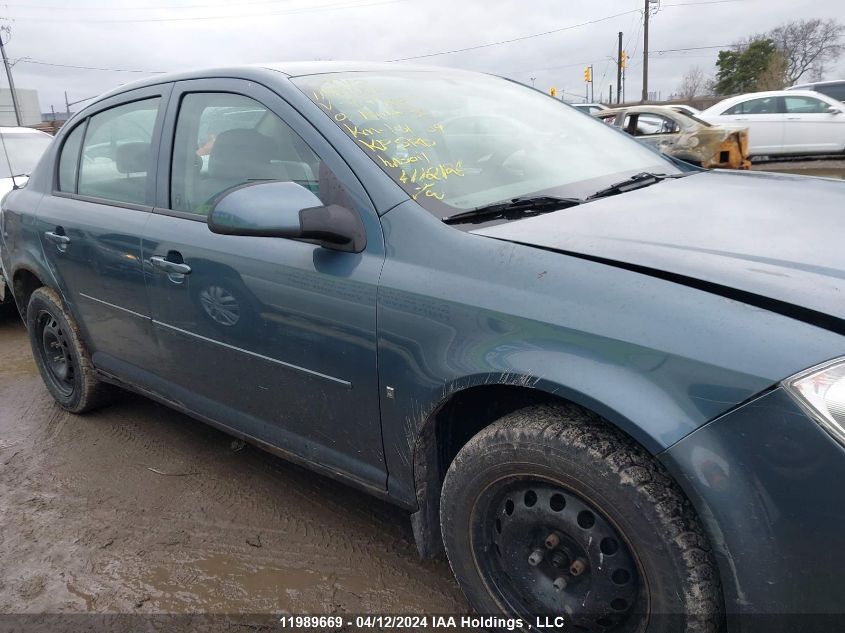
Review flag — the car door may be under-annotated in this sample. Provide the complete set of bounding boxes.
[782,94,845,153]
[36,85,170,373]
[717,96,784,155]
[141,79,387,488]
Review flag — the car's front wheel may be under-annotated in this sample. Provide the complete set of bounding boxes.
[440,404,722,633]
[26,287,113,413]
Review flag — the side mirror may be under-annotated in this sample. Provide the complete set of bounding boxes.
[207,181,366,253]
[828,106,842,114]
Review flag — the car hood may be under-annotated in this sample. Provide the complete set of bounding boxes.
[473,170,845,328]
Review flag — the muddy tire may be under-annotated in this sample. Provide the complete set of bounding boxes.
[26,287,113,413]
[440,403,722,633]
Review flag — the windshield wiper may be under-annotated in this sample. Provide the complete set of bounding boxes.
[443,195,583,225]
[587,172,686,200]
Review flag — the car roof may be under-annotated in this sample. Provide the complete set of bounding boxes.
[789,79,845,89]
[91,61,477,103]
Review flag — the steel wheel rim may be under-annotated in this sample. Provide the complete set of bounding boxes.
[36,309,76,397]
[471,475,642,632]
[199,285,240,326]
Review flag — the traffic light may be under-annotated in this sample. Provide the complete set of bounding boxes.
[549,87,557,98]
[584,67,592,83]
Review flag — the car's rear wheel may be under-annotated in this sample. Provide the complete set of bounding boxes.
[440,404,722,633]
[26,287,113,413]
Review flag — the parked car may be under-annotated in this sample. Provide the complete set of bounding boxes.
[788,79,845,103]
[571,102,609,114]
[0,127,53,307]
[595,105,750,169]
[4,63,845,633]
[700,89,845,156]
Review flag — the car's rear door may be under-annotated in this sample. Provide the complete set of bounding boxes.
[36,85,171,373]
[782,94,845,153]
[141,78,387,489]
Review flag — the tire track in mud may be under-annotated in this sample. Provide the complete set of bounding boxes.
[0,316,469,616]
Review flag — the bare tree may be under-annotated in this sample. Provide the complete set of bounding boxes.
[677,66,707,99]
[768,19,844,84]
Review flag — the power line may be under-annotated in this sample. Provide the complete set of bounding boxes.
[19,59,165,73]
[5,0,410,22]
[387,9,642,62]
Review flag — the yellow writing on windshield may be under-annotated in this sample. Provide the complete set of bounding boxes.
[311,78,470,204]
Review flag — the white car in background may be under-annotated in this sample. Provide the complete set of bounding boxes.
[700,89,845,156]
[0,127,53,308]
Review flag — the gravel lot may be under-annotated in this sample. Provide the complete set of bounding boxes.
[0,311,467,624]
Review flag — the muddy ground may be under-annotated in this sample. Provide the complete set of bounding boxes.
[0,310,468,625]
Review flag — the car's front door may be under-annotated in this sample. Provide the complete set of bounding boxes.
[782,95,845,153]
[720,96,784,155]
[36,86,170,372]
[141,79,387,488]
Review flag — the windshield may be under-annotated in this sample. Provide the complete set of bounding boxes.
[293,71,679,216]
[0,132,52,179]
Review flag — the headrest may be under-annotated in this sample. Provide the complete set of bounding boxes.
[208,128,277,180]
[115,142,150,174]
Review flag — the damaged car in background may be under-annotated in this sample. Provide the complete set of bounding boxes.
[595,105,751,169]
[3,63,845,633]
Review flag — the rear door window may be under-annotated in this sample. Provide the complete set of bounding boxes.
[77,98,160,205]
[58,123,85,192]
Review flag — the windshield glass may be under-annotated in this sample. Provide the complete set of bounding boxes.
[0,132,52,179]
[293,71,678,216]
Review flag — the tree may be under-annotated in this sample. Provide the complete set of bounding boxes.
[715,39,780,95]
[677,66,708,99]
[769,19,844,84]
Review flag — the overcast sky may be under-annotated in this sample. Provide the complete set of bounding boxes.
[4,0,845,115]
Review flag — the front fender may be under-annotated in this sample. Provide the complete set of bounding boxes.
[377,201,845,510]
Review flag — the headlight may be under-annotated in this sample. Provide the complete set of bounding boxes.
[784,359,845,447]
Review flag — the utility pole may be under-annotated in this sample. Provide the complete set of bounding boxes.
[65,91,70,117]
[641,0,653,103]
[617,32,623,104]
[609,85,612,103]
[0,26,21,126]
[530,76,536,88]
[590,64,594,102]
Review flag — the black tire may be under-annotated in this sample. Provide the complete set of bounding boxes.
[26,287,113,413]
[440,403,722,633]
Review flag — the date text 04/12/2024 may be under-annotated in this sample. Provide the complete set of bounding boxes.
[277,615,531,630]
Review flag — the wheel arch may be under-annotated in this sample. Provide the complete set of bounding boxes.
[408,374,659,559]
[11,263,52,321]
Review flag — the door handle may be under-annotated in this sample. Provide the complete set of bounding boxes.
[44,231,70,245]
[786,116,800,120]
[150,256,192,275]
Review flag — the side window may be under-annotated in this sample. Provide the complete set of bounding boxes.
[78,98,160,205]
[730,97,779,115]
[626,114,679,136]
[170,92,335,215]
[784,96,831,114]
[57,122,85,192]
[818,84,845,102]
